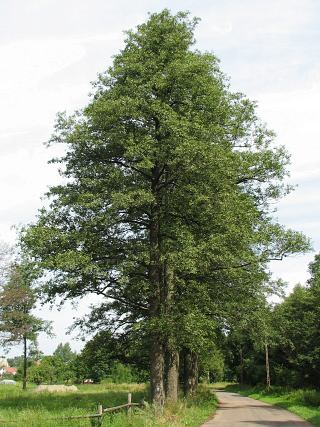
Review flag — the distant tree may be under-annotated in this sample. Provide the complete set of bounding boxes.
[74,330,148,383]
[249,304,278,388]
[76,331,121,383]
[28,340,44,363]
[7,355,24,369]
[272,282,320,387]
[222,284,282,387]
[223,262,320,388]
[53,342,76,363]
[110,362,135,383]
[28,354,76,384]
[0,262,51,389]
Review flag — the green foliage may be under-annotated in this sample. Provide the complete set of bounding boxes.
[271,281,320,387]
[74,331,148,383]
[201,349,225,383]
[53,342,76,363]
[0,262,50,345]
[223,252,320,389]
[28,355,76,384]
[7,355,24,369]
[110,362,134,383]
[75,331,121,383]
[27,343,76,385]
[0,261,52,389]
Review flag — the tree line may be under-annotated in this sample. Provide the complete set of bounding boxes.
[224,254,320,388]
[0,10,311,404]
[7,340,145,385]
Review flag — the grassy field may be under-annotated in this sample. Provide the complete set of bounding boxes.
[0,383,217,426]
[225,384,320,426]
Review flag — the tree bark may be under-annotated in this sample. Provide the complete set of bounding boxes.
[265,342,271,388]
[183,350,198,397]
[163,263,179,402]
[239,346,244,385]
[150,338,165,406]
[22,335,27,390]
[165,349,179,402]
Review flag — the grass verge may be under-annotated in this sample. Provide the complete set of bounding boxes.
[0,383,217,427]
[224,384,320,426]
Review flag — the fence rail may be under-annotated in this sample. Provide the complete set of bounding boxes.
[0,393,145,425]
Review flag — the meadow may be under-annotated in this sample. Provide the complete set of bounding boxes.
[0,383,217,427]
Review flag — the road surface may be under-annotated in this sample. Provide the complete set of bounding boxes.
[201,390,314,426]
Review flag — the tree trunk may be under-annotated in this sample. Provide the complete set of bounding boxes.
[183,350,198,397]
[239,346,244,385]
[149,174,165,406]
[163,263,179,402]
[265,342,271,388]
[165,349,179,402]
[23,335,27,390]
[150,337,165,406]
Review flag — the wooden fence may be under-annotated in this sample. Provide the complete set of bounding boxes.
[0,393,146,426]
[51,393,146,425]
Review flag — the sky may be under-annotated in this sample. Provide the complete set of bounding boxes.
[0,0,319,356]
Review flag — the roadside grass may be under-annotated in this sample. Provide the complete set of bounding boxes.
[0,383,217,427]
[224,383,320,426]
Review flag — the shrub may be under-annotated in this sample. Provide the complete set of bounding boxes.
[110,362,134,383]
[294,389,320,407]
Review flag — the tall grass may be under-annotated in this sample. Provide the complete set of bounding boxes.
[0,383,217,427]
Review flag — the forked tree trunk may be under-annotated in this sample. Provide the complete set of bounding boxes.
[183,350,199,397]
[265,342,271,388]
[165,349,179,402]
[22,335,27,390]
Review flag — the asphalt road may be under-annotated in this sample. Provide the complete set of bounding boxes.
[201,391,314,427]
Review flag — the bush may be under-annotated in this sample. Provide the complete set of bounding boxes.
[273,365,300,387]
[294,389,320,407]
[110,362,134,383]
[28,356,76,384]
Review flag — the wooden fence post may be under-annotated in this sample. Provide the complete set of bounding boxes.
[127,393,132,416]
[97,404,103,427]
[90,405,103,427]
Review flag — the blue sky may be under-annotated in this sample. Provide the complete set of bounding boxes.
[0,0,319,355]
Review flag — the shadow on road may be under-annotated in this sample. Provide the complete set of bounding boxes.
[240,422,312,426]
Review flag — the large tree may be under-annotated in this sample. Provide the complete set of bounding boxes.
[22,10,309,404]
